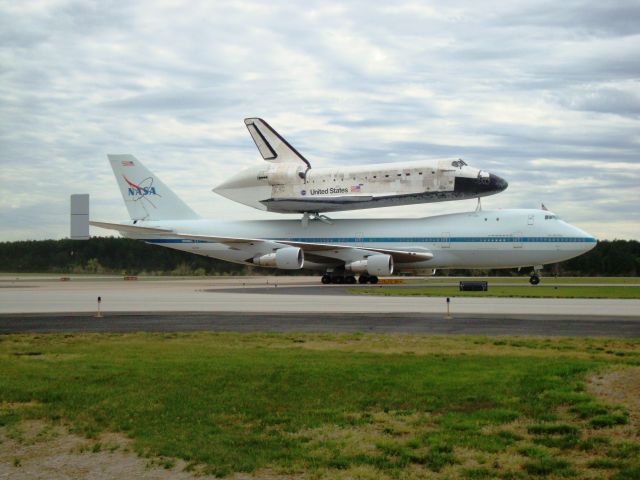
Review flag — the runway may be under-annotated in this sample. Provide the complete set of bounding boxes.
[1,277,639,336]
[2,311,640,336]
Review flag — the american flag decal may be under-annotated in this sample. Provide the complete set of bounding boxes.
[121,160,134,167]
[351,184,362,193]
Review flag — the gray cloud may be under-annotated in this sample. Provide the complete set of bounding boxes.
[558,88,640,117]
[0,0,639,241]
[497,0,640,37]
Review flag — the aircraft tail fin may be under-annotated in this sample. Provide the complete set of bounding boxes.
[107,154,200,221]
[244,118,311,169]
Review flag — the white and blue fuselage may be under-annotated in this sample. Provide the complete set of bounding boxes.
[126,208,596,271]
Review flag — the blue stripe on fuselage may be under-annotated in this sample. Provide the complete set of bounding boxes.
[142,237,597,244]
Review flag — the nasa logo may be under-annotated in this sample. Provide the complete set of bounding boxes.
[123,175,159,197]
[301,190,306,196]
[127,186,157,196]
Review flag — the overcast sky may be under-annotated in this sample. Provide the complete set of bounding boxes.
[1,0,639,241]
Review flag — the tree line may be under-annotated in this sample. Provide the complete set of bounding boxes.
[0,237,638,276]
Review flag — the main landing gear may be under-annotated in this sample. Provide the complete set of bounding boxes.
[529,265,543,285]
[358,274,378,284]
[321,274,378,284]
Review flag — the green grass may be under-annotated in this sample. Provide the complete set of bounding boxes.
[350,285,640,299]
[0,333,638,478]
[589,413,629,428]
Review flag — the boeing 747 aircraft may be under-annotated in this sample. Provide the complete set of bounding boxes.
[213,118,508,221]
[87,155,597,285]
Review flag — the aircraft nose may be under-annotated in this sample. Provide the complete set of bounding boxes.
[573,226,598,253]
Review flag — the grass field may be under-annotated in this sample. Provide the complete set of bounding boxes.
[350,285,640,299]
[1,333,639,479]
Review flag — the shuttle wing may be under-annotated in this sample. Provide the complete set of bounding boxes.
[244,118,311,169]
[261,195,374,213]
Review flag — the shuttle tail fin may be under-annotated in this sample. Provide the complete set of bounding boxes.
[244,117,311,169]
[107,154,200,221]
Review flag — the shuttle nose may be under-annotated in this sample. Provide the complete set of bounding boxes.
[473,172,508,194]
[453,171,509,197]
[489,174,508,192]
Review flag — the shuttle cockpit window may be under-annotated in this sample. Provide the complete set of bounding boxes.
[544,215,558,220]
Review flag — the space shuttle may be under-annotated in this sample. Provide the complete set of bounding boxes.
[213,118,508,219]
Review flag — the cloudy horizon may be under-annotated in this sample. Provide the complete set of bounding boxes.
[1,0,639,241]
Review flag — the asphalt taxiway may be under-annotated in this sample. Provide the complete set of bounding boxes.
[1,277,638,336]
[2,312,640,337]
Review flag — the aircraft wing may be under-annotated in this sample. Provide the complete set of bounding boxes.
[90,222,433,265]
[172,233,433,264]
[275,240,432,263]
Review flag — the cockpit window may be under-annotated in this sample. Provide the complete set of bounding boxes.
[451,159,467,168]
[544,215,558,220]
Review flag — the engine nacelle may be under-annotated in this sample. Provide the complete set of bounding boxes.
[346,254,394,276]
[253,247,304,270]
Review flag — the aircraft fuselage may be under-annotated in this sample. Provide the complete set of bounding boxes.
[125,208,596,272]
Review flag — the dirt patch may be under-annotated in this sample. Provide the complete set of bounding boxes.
[587,366,640,430]
[0,420,217,479]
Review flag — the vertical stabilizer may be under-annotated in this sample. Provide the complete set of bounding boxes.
[244,118,311,169]
[107,154,199,221]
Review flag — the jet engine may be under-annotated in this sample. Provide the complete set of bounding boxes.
[253,247,304,269]
[346,254,394,276]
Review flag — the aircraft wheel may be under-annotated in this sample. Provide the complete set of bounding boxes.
[529,274,540,285]
[334,276,345,284]
[321,274,331,285]
[358,275,369,284]
[369,275,379,284]
[346,275,356,284]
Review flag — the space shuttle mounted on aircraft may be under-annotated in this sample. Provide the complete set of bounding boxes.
[213,118,509,217]
[84,155,596,285]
